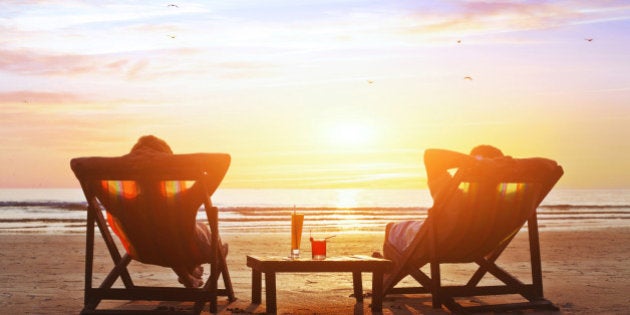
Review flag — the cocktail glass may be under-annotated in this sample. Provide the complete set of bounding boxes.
[310,238,326,260]
[290,212,304,259]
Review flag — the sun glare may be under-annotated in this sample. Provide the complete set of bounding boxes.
[327,122,375,147]
[335,189,359,208]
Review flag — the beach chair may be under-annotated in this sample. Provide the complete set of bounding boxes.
[71,153,235,314]
[382,157,563,313]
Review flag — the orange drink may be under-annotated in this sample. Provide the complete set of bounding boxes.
[290,212,304,259]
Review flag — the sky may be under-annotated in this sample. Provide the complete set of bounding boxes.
[1,0,629,189]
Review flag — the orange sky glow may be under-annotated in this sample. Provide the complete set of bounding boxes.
[1,1,629,189]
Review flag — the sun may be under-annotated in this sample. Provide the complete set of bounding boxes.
[327,122,375,147]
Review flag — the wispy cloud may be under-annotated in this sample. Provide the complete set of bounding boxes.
[402,1,630,37]
[0,100,164,156]
[0,90,81,104]
[226,165,422,188]
[0,48,277,82]
[0,49,151,78]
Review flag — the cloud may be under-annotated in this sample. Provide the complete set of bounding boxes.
[0,49,150,78]
[0,47,278,82]
[403,1,630,36]
[0,97,162,156]
[0,90,81,104]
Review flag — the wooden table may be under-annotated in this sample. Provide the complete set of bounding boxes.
[246,255,392,314]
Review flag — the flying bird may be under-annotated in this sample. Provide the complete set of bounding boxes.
[464,76,473,81]
[167,4,179,8]
[167,34,176,39]
[585,38,593,42]
[367,80,374,84]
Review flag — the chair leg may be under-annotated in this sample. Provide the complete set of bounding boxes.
[430,262,441,309]
[218,246,235,302]
[209,261,219,313]
[93,204,134,287]
[466,237,511,287]
[528,213,544,298]
[381,227,418,295]
[383,261,410,295]
[84,205,95,308]
[100,254,133,290]
[221,264,235,302]
[427,218,442,309]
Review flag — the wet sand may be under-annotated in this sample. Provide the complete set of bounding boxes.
[1,227,629,314]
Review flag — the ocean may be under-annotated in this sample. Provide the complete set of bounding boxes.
[0,188,629,234]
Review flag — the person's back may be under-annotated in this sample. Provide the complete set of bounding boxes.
[96,135,222,288]
[384,145,506,256]
[379,146,563,313]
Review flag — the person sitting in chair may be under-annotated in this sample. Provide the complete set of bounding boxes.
[374,145,505,258]
[125,135,227,288]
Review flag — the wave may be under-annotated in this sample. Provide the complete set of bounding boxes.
[0,218,85,223]
[540,204,630,210]
[0,201,87,211]
[2,188,627,234]
[2,201,630,212]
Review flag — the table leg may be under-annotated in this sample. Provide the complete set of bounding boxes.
[265,272,277,314]
[352,271,363,302]
[252,269,261,304]
[371,271,384,312]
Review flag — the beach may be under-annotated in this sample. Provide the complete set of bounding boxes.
[1,227,629,314]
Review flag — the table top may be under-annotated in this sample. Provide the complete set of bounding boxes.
[247,255,392,272]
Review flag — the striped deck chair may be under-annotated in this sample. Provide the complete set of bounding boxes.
[382,156,563,313]
[71,153,235,314]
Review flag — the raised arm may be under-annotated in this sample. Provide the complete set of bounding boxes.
[424,149,476,197]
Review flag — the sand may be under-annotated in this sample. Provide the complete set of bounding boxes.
[1,227,629,314]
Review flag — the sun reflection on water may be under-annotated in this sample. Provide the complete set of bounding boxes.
[335,189,360,208]
[333,189,366,231]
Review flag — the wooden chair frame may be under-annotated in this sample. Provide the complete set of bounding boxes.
[383,161,563,313]
[72,154,235,314]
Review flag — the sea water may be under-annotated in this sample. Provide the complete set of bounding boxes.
[0,188,629,234]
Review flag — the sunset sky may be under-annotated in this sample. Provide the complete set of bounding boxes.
[1,1,629,189]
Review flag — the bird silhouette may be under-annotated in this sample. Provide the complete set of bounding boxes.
[168,35,176,39]
[167,4,179,8]
[464,76,473,81]
[585,38,593,42]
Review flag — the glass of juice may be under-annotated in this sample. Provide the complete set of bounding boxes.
[290,212,304,259]
[310,237,326,260]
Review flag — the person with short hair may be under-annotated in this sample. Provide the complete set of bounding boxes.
[126,135,226,288]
